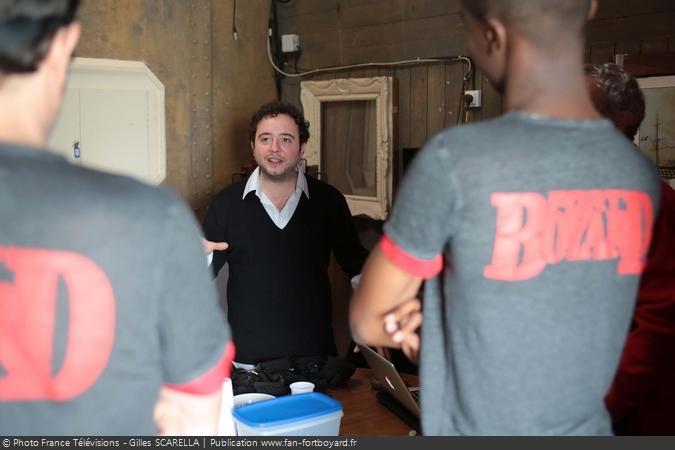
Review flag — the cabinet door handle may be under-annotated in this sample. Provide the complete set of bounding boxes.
[73,141,81,159]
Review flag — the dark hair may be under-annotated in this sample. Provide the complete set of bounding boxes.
[585,63,645,140]
[0,0,80,75]
[248,101,310,145]
[461,0,591,43]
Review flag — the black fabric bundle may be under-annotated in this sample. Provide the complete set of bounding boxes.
[231,356,356,396]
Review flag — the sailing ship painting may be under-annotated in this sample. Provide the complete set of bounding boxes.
[637,77,675,182]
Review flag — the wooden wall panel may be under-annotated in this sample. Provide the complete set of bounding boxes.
[276,0,337,16]
[641,38,669,55]
[588,11,675,45]
[590,43,616,64]
[339,0,461,28]
[444,63,465,128]
[587,2,675,80]
[409,65,429,148]
[278,0,466,67]
[426,64,446,137]
[278,0,476,157]
[594,0,674,18]
[341,15,464,50]
[282,10,339,34]
[394,67,411,149]
[76,0,276,217]
[278,0,675,159]
[615,40,642,58]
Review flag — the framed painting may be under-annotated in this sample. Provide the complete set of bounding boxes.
[636,75,675,188]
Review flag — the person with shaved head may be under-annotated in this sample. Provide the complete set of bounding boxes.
[0,0,232,435]
[351,0,660,435]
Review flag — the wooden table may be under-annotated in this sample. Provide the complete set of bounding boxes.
[327,368,419,436]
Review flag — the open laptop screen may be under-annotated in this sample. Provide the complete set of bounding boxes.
[357,344,421,418]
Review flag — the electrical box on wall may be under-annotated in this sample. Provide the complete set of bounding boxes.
[281,34,300,53]
[464,90,482,108]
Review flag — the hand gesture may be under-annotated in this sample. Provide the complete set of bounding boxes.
[383,298,422,363]
[201,238,229,255]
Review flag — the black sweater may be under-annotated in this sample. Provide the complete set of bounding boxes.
[203,176,368,363]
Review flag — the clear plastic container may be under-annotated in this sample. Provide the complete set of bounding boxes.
[232,392,343,436]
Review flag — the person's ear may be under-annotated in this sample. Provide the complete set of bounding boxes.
[299,142,306,159]
[484,19,507,56]
[587,0,599,20]
[35,22,81,145]
[62,22,81,58]
[43,22,81,76]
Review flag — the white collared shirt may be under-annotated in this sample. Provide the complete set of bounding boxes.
[205,166,308,267]
[243,166,309,229]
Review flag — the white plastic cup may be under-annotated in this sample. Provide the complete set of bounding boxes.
[289,381,315,395]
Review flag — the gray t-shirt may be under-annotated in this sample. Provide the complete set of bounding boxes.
[0,144,230,435]
[384,112,660,435]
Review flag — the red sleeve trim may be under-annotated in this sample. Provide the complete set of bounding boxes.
[164,341,235,395]
[379,234,443,279]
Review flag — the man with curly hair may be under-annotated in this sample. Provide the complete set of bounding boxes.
[203,101,367,368]
[587,63,675,435]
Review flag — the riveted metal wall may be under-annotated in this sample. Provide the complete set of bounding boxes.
[75,0,277,219]
[189,1,214,218]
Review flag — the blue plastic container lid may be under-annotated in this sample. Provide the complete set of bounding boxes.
[232,392,342,428]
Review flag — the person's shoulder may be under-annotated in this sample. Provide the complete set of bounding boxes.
[306,175,344,201]
[421,116,508,158]
[3,143,184,210]
[210,177,249,204]
[40,158,168,201]
[435,115,507,139]
[75,165,192,217]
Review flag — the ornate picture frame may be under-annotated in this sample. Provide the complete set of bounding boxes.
[300,77,394,219]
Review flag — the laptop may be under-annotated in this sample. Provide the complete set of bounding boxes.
[357,344,421,418]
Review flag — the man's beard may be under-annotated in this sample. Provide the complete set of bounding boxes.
[259,162,297,182]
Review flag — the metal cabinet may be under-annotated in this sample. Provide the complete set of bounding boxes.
[49,58,166,184]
